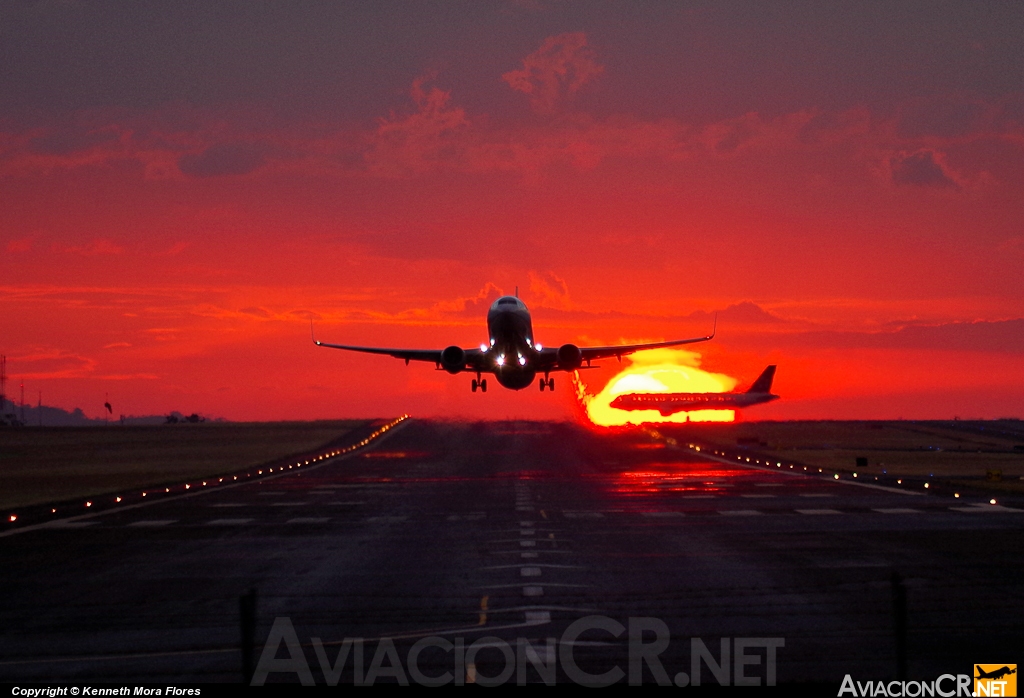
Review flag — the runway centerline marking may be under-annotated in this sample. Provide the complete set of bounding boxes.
[873,508,922,514]
[796,509,843,515]
[520,567,542,577]
[718,509,763,516]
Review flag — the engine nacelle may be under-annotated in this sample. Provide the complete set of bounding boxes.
[440,345,466,374]
[557,343,583,370]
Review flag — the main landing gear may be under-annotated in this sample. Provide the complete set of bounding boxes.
[539,376,555,391]
[472,377,487,393]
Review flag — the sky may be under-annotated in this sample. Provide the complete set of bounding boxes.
[1,1,1022,422]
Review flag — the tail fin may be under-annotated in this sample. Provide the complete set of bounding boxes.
[747,365,776,394]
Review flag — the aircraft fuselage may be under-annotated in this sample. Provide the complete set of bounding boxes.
[610,390,778,415]
[485,296,538,389]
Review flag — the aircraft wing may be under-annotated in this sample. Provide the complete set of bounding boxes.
[312,326,486,370]
[578,333,715,363]
[313,340,444,364]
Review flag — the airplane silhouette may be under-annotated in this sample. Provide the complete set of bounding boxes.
[313,293,714,392]
[976,666,1016,680]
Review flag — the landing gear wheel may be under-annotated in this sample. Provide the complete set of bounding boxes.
[539,380,545,392]
[549,378,554,391]
[471,379,478,393]
[481,379,487,393]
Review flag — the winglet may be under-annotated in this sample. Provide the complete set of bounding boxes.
[310,319,320,346]
[710,312,717,339]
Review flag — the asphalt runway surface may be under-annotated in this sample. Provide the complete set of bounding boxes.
[1,419,1021,686]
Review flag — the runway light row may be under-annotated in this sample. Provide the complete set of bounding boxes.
[685,440,1010,507]
[4,414,411,527]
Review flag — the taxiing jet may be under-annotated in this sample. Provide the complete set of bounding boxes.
[313,294,714,392]
[610,365,778,416]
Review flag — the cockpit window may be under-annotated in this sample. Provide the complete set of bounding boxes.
[498,298,518,305]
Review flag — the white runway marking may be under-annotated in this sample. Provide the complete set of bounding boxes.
[520,528,536,535]
[207,518,253,525]
[128,520,177,527]
[522,586,544,597]
[873,508,921,514]
[641,511,685,518]
[524,610,551,624]
[520,567,542,577]
[287,517,330,524]
[796,509,842,515]
[718,510,762,516]
[520,540,536,547]
[521,552,538,558]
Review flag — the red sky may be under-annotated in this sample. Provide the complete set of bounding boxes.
[1,3,1022,422]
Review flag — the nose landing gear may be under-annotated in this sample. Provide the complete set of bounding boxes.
[539,376,555,391]
[472,377,487,393]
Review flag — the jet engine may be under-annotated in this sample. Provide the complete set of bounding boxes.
[557,343,583,370]
[440,345,466,374]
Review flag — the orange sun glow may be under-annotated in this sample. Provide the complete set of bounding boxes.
[574,349,737,427]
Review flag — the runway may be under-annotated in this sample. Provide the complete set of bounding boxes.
[1,419,1021,685]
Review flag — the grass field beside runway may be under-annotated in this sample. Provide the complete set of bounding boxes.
[666,420,1024,491]
[0,420,370,509]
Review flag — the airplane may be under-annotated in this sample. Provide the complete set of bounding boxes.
[609,365,778,416]
[312,292,715,392]
[975,666,1016,681]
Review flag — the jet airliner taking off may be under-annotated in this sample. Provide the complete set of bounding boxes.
[610,365,779,416]
[313,294,715,392]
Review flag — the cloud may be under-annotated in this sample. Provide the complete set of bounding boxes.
[178,142,272,178]
[770,319,1024,353]
[528,271,572,309]
[690,301,785,325]
[502,32,603,113]
[366,76,469,175]
[889,149,959,188]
